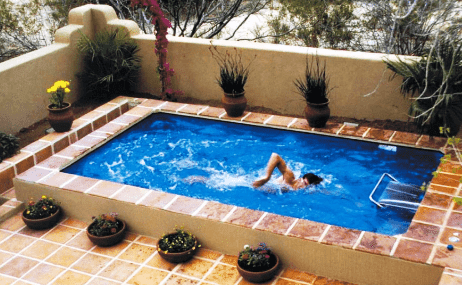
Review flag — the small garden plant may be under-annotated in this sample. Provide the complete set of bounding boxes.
[238,242,275,271]
[158,228,200,254]
[88,213,123,237]
[47,80,70,109]
[24,195,59,219]
[0,132,19,162]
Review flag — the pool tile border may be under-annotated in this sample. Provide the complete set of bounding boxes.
[4,96,462,284]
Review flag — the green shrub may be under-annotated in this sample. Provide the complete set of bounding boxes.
[77,28,141,101]
[0,132,19,162]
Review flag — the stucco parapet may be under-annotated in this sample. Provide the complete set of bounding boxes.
[0,44,68,72]
[107,19,141,37]
[54,24,85,44]
[68,4,94,26]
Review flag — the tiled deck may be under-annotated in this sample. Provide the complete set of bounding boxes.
[0,214,355,285]
[1,96,462,284]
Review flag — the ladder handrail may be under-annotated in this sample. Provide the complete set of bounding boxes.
[369,173,398,208]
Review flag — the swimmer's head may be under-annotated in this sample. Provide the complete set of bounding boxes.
[302,173,323,185]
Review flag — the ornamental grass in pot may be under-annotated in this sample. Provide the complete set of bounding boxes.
[295,55,332,128]
[87,212,126,247]
[46,80,74,132]
[22,195,61,230]
[237,243,280,283]
[157,228,201,263]
[210,43,255,117]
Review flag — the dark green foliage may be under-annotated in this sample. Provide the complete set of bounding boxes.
[88,213,122,237]
[0,132,19,162]
[158,228,198,253]
[24,196,59,219]
[384,35,462,135]
[294,56,331,104]
[209,44,255,95]
[77,28,141,100]
[278,0,356,49]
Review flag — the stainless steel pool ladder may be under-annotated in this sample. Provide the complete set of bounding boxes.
[369,173,421,211]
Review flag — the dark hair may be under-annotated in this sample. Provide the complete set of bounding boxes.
[302,173,323,185]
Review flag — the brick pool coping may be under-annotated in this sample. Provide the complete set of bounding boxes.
[2,96,462,284]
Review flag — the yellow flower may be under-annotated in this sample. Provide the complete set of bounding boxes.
[60,81,67,88]
[49,86,57,92]
[65,81,70,86]
[26,211,30,214]
[42,195,46,199]
[64,88,70,93]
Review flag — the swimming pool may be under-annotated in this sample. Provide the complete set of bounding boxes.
[63,113,443,235]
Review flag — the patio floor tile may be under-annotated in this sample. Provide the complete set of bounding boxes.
[166,196,204,215]
[71,252,112,274]
[0,256,39,278]
[98,259,140,282]
[433,246,462,270]
[22,263,65,284]
[0,234,35,253]
[50,270,92,285]
[118,243,156,263]
[21,240,61,259]
[127,266,169,285]
[43,225,80,244]
[46,246,86,267]
[176,258,214,279]
[146,254,176,271]
[266,115,296,127]
[402,222,441,243]
[205,263,241,285]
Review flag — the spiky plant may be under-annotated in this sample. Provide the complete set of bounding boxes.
[384,34,462,136]
[209,44,255,95]
[294,56,331,104]
[77,28,141,100]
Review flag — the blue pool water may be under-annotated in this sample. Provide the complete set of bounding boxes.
[63,113,443,235]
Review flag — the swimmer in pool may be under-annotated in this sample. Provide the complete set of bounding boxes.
[252,153,323,191]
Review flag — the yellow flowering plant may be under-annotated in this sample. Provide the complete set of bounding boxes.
[24,195,60,219]
[158,227,200,254]
[47,80,71,109]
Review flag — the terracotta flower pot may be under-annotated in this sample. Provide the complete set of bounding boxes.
[304,101,330,128]
[237,253,280,283]
[222,92,247,117]
[22,206,61,230]
[87,219,126,247]
[47,102,74,132]
[157,233,199,263]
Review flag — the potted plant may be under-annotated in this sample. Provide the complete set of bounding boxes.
[0,132,19,162]
[236,242,280,283]
[22,195,61,230]
[77,28,141,101]
[157,228,200,263]
[46,80,74,132]
[210,43,255,117]
[87,212,126,247]
[384,34,462,136]
[295,55,332,128]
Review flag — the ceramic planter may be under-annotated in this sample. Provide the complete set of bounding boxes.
[47,102,74,132]
[237,253,280,283]
[157,233,199,263]
[304,100,330,128]
[87,219,126,247]
[22,206,61,230]
[222,92,247,117]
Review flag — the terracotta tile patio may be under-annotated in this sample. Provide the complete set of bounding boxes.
[1,96,462,284]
